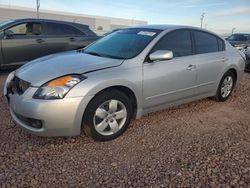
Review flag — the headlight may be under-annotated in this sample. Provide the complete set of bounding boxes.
[33,75,87,99]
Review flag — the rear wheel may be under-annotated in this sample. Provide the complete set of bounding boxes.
[213,71,236,102]
[83,89,133,141]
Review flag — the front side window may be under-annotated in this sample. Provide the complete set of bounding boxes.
[194,31,219,54]
[151,30,192,57]
[6,22,42,36]
[0,20,15,29]
[84,28,161,59]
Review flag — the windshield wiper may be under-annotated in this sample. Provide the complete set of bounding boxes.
[84,51,102,57]
[83,51,124,59]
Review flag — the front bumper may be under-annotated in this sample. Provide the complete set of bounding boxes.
[6,85,93,137]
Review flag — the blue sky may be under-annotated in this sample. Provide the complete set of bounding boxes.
[0,0,250,34]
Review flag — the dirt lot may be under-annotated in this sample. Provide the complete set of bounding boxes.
[0,71,250,187]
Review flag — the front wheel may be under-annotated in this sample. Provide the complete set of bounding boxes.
[83,89,133,141]
[213,71,236,102]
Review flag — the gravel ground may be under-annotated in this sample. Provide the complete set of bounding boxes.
[0,71,250,187]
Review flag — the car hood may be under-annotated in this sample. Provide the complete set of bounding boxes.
[15,51,124,86]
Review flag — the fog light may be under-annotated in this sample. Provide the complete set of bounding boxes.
[29,119,43,129]
[14,112,43,129]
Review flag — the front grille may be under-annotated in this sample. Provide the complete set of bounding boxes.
[9,76,30,95]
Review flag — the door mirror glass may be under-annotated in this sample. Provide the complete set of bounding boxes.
[149,50,173,61]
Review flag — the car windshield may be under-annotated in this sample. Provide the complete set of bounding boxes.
[0,20,14,29]
[84,28,161,59]
[227,34,250,41]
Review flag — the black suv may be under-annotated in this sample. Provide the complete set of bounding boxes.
[0,18,99,69]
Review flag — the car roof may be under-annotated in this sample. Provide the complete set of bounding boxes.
[0,18,98,36]
[126,24,223,39]
[6,18,89,27]
[232,33,250,35]
[128,24,210,31]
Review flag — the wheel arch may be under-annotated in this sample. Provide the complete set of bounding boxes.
[84,85,138,120]
[227,68,237,83]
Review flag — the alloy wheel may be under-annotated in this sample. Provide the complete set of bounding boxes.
[221,75,233,98]
[93,99,127,136]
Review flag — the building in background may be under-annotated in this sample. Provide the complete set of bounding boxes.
[0,5,147,35]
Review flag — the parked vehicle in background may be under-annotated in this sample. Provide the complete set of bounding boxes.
[245,47,250,71]
[4,25,245,141]
[0,18,99,69]
[226,33,250,50]
[226,33,250,71]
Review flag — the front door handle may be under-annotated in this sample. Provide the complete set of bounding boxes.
[186,64,196,71]
[36,38,45,43]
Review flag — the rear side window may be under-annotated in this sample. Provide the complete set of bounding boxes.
[194,31,219,54]
[152,30,192,57]
[46,22,73,36]
[217,38,224,51]
[71,27,85,36]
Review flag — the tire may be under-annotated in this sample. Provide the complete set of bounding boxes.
[82,89,133,141]
[213,71,236,102]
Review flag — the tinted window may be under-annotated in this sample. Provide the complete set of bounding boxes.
[84,28,161,59]
[0,20,15,28]
[217,38,224,51]
[71,27,85,36]
[194,31,218,54]
[7,22,42,35]
[152,30,192,57]
[46,22,73,36]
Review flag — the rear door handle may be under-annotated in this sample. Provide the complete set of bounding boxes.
[186,64,196,71]
[36,38,45,43]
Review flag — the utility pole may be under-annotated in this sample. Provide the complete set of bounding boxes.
[200,12,205,28]
[231,28,236,34]
[131,17,135,26]
[36,0,40,18]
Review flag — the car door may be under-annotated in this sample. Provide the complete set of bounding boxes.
[1,21,47,66]
[44,22,74,54]
[143,29,197,109]
[192,30,226,95]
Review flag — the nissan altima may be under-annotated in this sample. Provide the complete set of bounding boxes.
[4,25,245,141]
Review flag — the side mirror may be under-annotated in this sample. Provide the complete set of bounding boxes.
[149,50,173,62]
[225,37,228,40]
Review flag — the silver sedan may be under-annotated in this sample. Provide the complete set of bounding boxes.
[4,25,245,141]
